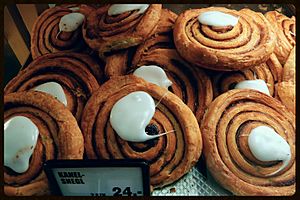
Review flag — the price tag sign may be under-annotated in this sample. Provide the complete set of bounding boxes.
[44,159,150,196]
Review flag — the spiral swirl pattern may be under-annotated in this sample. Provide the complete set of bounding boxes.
[5,52,103,121]
[83,4,162,58]
[212,53,282,98]
[265,11,296,64]
[81,75,202,188]
[104,9,176,78]
[201,89,295,195]
[31,5,95,59]
[4,91,83,196]
[174,7,276,71]
[133,49,213,121]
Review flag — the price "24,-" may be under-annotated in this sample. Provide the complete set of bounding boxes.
[112,186,143,196]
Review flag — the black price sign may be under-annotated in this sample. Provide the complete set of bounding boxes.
[44,159,150,196]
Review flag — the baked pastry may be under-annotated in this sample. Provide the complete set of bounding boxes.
[281,47,295,83]
[82,4,162,58]
[212,53,282,98]
[201,89,295,196]
[277,46,295,114]
[4,52,103,121]
[81,75,202,188]
[31,4,95,59]
[173,7,276,71]
[132,8,177,64]
[4,91,84,196]
[265,11,296,65]
[132,49,213,121]
[103,9,212,121]
[105,8,177,77]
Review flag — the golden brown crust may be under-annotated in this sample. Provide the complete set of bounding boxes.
[276,46,295,114]
[81,75,202,188]
[132,49,213,122]
[132,9,177,65]
[104,49,130,77]
[277,82,295,114]
[282,46,295,83]
[4,52,103,121]
[201,89,295,196]
[173,7,276,71]
[4,91,84,196]
[212,53,282,98]
[82,4,162,58]
[265,11,296,65]
[31,4,95,59]
[104,8,176,78]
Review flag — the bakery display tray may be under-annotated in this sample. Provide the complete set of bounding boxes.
[5,3,294,196]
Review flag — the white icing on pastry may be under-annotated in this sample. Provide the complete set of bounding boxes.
[110,91,168,142]
[133,65,172,89]
[69,7,80,12]
[248,126,291,175]
[198,11,239,27]
[108,4,150,16]
[59,12,85,32]
[34,82,67,106]
[4,116,39,173]
[289,31,295,36]
[234,79,270,96]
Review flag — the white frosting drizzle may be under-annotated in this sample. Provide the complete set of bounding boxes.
[289,31,295,36]
[248,126,291,176]
[110,91,169,142]
[59,12,85,32]
[108,4,150,16]
[234,79,270,96]
[4,116,39,173]
[198,11,239,27]
[133,65,172,89]
[69,7,80,12]
[34,82,67,106]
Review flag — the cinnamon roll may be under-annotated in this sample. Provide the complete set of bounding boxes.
[132,49,213,121]
[173,7,276,71]
[201,89,295,196]
[105,8,177,78]
[4,91,84,196]
[5,52,103,122]
[265,11,296,65]
[212,53,282,98]
[82,4,162,59]
[31,4,95,59]
[81,75,202,188]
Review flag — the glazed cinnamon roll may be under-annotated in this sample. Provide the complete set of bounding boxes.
[5,52,103,121]
[201,89,295,196]
[105,8,177,78]
[4,91,84,196]
[81,75,202,188]
[31,4,95,59]
[265,11,296,65]
[82,4,162,59]
[132,49,213,121]
[173,7,276,71]
[212,53,282,98]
